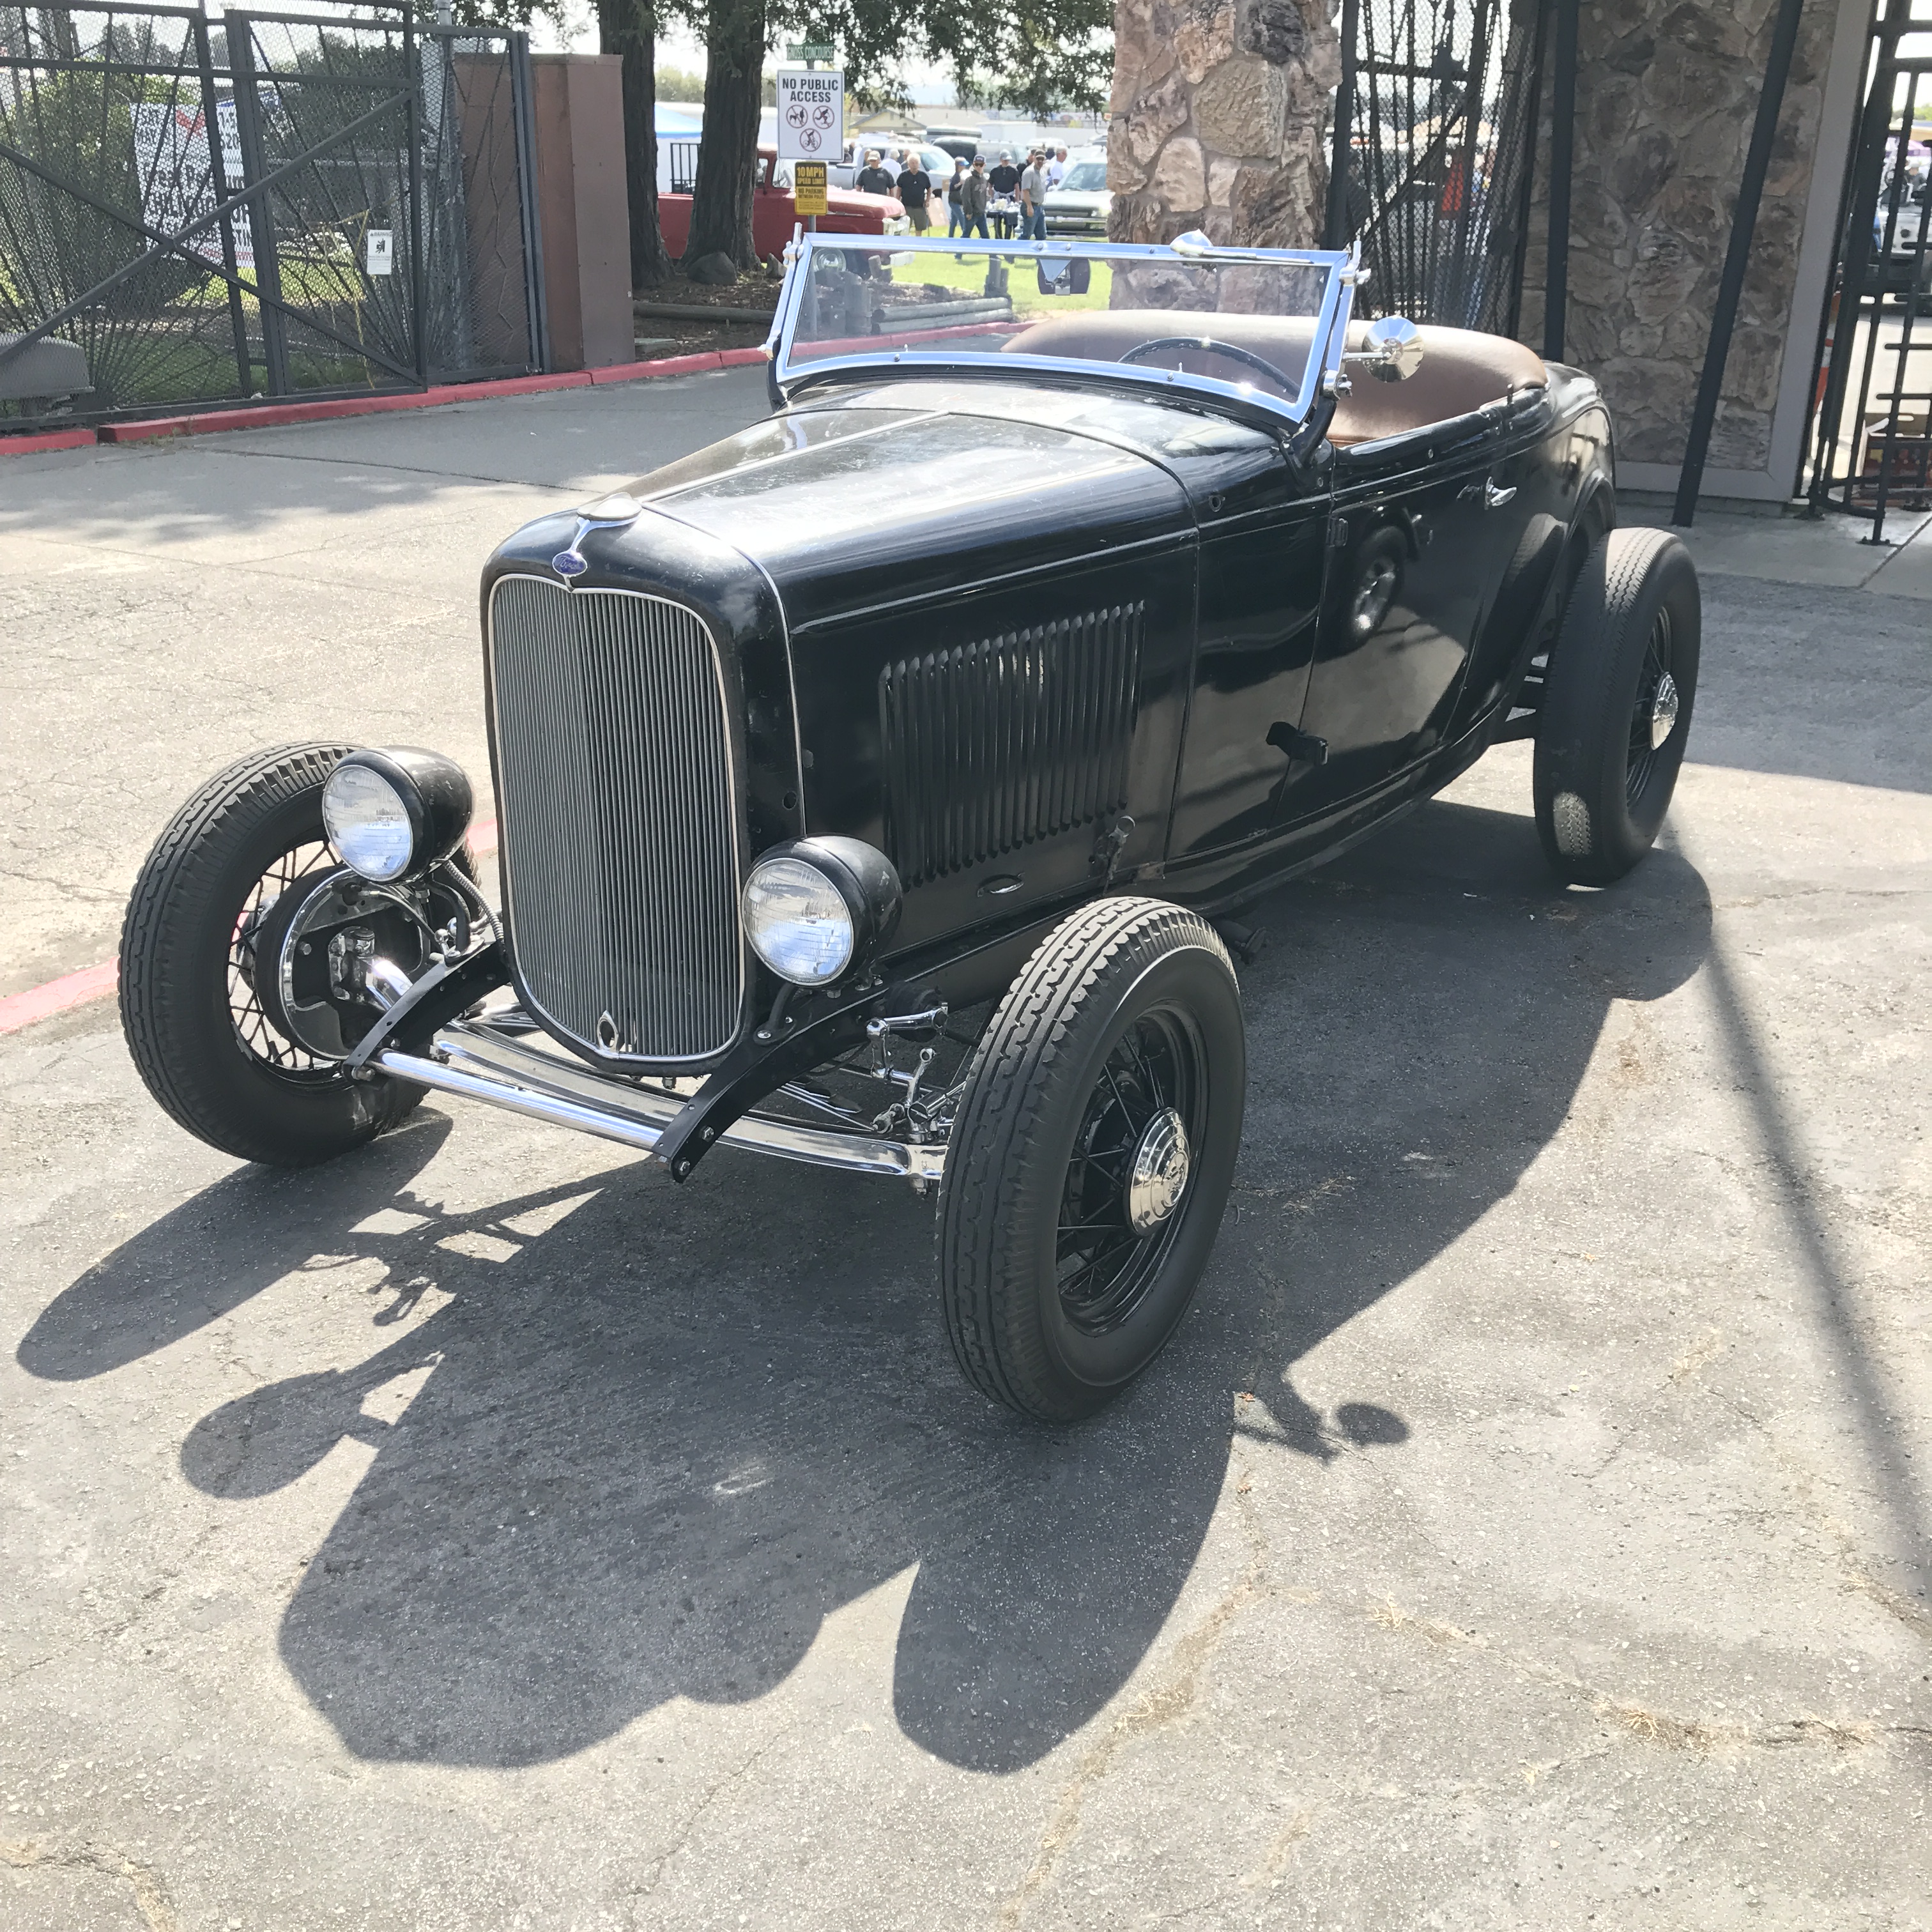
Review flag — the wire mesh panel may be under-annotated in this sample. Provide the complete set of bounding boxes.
[421,29,534,381]
[0,1,540,427]
[1329,0,1545,332]
[224,9,419,392]
[0,3,253,418]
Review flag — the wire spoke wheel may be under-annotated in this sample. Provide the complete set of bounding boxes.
[1055,1009,1204,1335]
[228,838,344,1083]
[939,898,1246,1422]
[119,742,429,1167]
[1625,604,1676,807]
[1533,528,1700,886]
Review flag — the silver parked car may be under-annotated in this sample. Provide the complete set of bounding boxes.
[1043,157,1111,238]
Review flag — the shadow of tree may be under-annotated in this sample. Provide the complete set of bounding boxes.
[17,797,1710,1774]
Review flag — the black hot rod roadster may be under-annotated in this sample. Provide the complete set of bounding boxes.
[121,232,1699,1422]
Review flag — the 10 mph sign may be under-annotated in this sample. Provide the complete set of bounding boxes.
[775,68,843,160]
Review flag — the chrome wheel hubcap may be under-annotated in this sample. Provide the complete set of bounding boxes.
[1650,670,1680,751]
[1126,1107,1192,1235]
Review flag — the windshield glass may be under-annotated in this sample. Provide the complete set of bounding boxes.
[771,233,1352,427]
[1060,161,1108,192]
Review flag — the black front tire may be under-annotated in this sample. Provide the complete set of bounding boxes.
[937,898,1246,1423]
[119,743,426,1167]
[1533,527,1701,885]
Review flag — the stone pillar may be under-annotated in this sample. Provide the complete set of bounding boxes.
[1107,0,1342,248]
[1517,0,1852,498]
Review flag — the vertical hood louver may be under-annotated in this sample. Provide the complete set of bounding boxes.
[878,603,1144,889]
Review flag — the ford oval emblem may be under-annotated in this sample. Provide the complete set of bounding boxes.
[552,549,588,579]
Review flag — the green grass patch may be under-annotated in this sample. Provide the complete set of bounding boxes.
[884,251,1112,316]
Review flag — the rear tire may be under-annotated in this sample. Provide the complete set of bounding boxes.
[119,743,427,1166]
[1533,528,1700,885]
[937,898,1246,1423]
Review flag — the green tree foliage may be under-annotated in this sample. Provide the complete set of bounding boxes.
[655,64,707,100]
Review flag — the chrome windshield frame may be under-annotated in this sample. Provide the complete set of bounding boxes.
[765,232,1361,431]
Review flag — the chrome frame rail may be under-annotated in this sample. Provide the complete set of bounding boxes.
[376,1018,946,1184]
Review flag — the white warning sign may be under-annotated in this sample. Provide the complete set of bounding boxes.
[775,68,844,162]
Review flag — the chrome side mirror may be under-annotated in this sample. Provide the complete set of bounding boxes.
[1347,315,1425,383]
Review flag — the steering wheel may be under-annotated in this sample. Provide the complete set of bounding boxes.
[1119,335,1298,396]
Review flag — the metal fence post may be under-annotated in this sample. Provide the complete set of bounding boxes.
[1506,0,1552,342]
[1671,0,1805,526]
[1541,0,1578,363]
[509,29,549,373]
[404,2,429,386]
[190,10,252,398]
[225,16,288,396]
[1324,0,1360,249]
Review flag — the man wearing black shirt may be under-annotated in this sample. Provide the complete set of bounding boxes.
[855,150,894,197]
[897,157,933,232]
[987,151,1020,240]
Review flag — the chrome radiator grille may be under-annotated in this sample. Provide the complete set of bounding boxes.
[487,576,743,1064]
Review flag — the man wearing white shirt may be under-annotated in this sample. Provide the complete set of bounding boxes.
[1046,146,1070,189]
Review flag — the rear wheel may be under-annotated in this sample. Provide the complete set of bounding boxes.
[937,898,1246,1422]
[119,744,428,1166]
[1533,528,1700,885]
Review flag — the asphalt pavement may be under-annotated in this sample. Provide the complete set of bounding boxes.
[2,375,1928,1931]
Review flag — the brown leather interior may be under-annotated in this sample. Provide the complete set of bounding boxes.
[1002,311,1547,445]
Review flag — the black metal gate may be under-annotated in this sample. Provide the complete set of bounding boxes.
[1325,0,1546,332]
[1802,0,1932,540]
[0,1,546,425]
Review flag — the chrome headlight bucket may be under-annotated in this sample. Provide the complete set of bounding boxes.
[323,747,473,884]
[741,838,902,988]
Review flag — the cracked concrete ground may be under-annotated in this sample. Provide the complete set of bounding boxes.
[3,376,1929,1931]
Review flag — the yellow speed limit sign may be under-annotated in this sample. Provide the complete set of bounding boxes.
[793,160,829,217]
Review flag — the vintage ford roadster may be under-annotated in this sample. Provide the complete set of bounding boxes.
[121,232,1699,1421]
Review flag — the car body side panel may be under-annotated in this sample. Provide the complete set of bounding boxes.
[1164,455,1330,862]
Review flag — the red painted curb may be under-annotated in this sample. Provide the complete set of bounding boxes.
[0,960,118,1035]
[0,818,500,1039]
[0,426,97,456]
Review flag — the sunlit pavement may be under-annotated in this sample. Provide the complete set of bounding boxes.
[3,380,1928,1931]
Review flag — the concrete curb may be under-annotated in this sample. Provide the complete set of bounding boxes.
[2,347,769,456]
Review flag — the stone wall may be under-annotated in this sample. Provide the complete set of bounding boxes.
[1517,0,1839,473]
[1107,0,1342,247]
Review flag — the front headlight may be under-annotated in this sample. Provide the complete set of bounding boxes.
[740,838,903,988]
[884,213,912,234]
[323,747,473,884]
[743,857,854,985]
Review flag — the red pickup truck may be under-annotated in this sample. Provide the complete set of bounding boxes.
[659,148,916,261]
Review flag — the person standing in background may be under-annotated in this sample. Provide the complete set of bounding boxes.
[897,151,933,233]
[946,157,969,252]
[988,150,1020,240]
[1047,145,1070,189]
[960,155,991,247]
[855,149,893,197]
[1019,148,1049,241]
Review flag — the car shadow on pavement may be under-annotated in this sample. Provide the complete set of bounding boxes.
[17,797,1711,1775]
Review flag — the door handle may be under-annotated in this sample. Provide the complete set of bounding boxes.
[1459,477,1517,508]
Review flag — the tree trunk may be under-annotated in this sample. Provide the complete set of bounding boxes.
[1107,0,1340,248]
[595,0,671,289]
[686,0,766,271]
